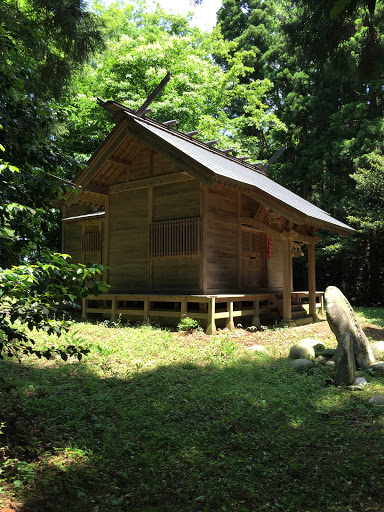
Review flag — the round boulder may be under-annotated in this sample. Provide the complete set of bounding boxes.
[369,395,384,406]
[322,348,336,359]
[291,358,314,370]
[299,338,326,356]
[289,343,316,360]
[370,362,384,373]
[371,341,384,360]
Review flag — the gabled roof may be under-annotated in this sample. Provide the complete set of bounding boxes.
[69,101,354,235]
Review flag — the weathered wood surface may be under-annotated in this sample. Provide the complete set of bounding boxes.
[206,184,238,290]
[109,189,148,291]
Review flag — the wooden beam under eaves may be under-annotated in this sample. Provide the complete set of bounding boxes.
[205,140,218,146]
[184,130,199,136]
[237,156,250,161]
[221,148,236,154]
[163,119,178,127]
[107,156,131,167]
[83,183,109,195]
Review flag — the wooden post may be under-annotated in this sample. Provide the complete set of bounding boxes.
[237,191,242,290]
[308,243,317,317]
[180,297,187,316]
[103,195,110,284]
[82,297,87,320]
[143,297,149,324]
[199,184,207,293]
[226,300,235,331]
[206,297,217,335]
[111,296,117,322]
[147,186,153,290]
[281,236,294,326]
[251,299,261,328]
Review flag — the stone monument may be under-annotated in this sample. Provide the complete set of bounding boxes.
[324,286,375,385]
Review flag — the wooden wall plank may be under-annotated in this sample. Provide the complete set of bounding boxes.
[153,179,201,221]
[109,189,148,291]
[152,256,200,291]
[206,184,239,291]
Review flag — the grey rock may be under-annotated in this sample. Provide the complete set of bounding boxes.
[325,360,335,368]
[291,358,314,370]
[289,343,316,360]
[325,286,375,369]
[348,377,368,390]
[369,395,384,406]
[322,348,337,359]
[334,332,356,386]
[300,338,326,356]
[314,356,327,366]
[371,341,384,360]
[369,362,384,373]
[247,344,268,354]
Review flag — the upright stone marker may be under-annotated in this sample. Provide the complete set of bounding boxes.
[324,286,375,373]
[334,332,355,386]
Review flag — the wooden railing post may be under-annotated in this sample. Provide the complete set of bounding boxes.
[111,296,117,321]
[225,300,235,331]
[251,299,261,328]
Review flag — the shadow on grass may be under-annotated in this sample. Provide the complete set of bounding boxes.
[1,355,384,512]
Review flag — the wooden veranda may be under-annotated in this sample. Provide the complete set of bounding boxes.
[82,290,324,334]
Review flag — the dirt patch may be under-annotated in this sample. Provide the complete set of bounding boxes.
[173,318,384,349]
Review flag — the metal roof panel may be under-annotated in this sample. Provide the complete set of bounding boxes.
[134,118,353,233]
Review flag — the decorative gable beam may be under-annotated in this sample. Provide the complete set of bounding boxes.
[136,71,172,118]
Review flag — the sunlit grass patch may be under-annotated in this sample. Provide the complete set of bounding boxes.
[355,307,384,327]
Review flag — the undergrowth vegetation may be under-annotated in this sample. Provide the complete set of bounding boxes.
[1,311,384,511]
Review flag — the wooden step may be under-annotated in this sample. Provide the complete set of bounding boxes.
[294,315,315,326]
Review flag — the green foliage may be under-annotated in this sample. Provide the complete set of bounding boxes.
[0,253,108,360]
[0,0,104,268]
[60,1,285,163]
[177,315,202,333]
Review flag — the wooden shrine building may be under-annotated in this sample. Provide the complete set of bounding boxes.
[61,95,354,333]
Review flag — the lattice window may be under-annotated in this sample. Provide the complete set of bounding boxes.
[242,229,264,254]
[82,231,101,253]
[150,218,201,257]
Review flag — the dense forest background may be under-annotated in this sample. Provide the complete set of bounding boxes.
[1,0,384,304]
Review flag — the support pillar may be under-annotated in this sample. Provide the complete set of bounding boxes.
[280,236,295,326]
[143,297,149,324]
[251,299,261,328]
[225,300,235,331]
[111,296,117,322]
[206,297,217,335]
[308,243,317,318]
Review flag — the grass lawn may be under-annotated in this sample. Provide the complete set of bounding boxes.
[1,310,384,512]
